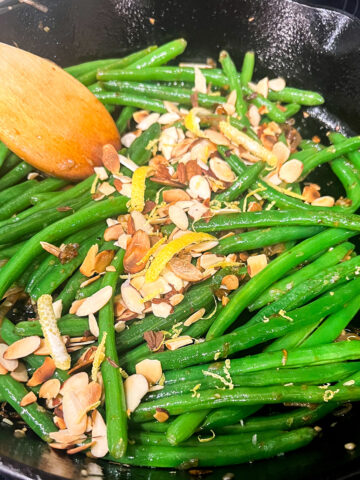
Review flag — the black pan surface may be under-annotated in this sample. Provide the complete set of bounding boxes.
[0,0,360,478]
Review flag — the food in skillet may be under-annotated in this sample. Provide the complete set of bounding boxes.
[1,38,360,469]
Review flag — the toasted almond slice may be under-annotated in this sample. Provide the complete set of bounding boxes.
[158,112,180,124]
[98,182,116,196]
[102,144,120,174]
[169,293,184,306]
[135,359,162,384]
[10,362,28,382]
[151,302,172,319]
[39,378,61,399]
[184,308,206,327]
[94,166,108,181]
[189,240,219,253]
[124,374,149,413]
[140,277,171,299]
[163,189,191,203]
[34,339,51,356]
[255,77,269,98]
[94,250,115,274]
[247,104,261,127]
[302,184,321,203]
[159,126,178,160]
[169,205,189,231]
[131,211,153,234]
[69,299,85,315]
[67,441,95,455]
[52,299,62,320]
[279,159,303,183]
[188,175,211,200]
[119,154,139,173]
[187,201,209,221]
[80,244,99,277]
[203,129,230,146]
[221,274,239,290]
[121,132,137,148]
[193,66,207,94]
[247,254,268,277]
[27,356,56,387]
[153,407,170,422]
[133,110,149,123]
[130,275,146,291]
[20,391,37,407]
[91,410,109,458]
[4,336,41,360]
[62,390,88,435]
[269,77,286,91]
[209,158,236,183]
[311,196,335,207]
[121,281,144,314]
[50,429,86,445]
[0,364,8,375]
[165,335,193,350]
[60,372,89,396]
[104,224,124,241]
[137,112,160,131]
[76,286,113,317]
[0,344,18,371]
[272,142,290,164]
[115,321,126,333]
[168,257,203,282]
[199,254,223,269]
[50,443,73,450]
[161,268,184,291]
[40,241,60,258]
[88,313,99,338]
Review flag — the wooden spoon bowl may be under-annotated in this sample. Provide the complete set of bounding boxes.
[0,43,120,180]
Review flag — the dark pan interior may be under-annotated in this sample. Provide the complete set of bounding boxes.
[0,0,360,478]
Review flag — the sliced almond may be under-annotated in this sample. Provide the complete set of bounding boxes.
[255,77,269,98]
[123,230,151,274]
[102,144,120,174]
[151,302,172,319]
[39,378,61,399]
[189,240,219,253]
[153,408,169,423]
[67,441,95,455]
[10,362,28,382]
[104,224,124,241]
[40,242,60,258]
[169,293,184,306]
[187,201,209,221]
[49,429,86,445]
[76,286,113,317]
[163,189,190,203]
[88,313,99,338]
[140,277,170,299]
[159,126,178,160]
[115,321,126,333]
[0,364,8,375]
[209,157,236,183]
[91,410,109,458]
[124,374,149,413]
[121,281,144,314]
[121,132,137,148]
[247,105,261,127]
[311,196,335,207]
[269,77,286,91]
[137,112,160,131]
[62,390,88,435]
[247,254,268,277]
[52,299,62,320]
[188,175,211,200]
[193,66,207,94]
[20,391,37,407]
[133,110,149,124]
[161,268,184,291]
[60,372,89,396]
[165,336,193,350]
[168,257,203,282]
[117,233,131,250]
[0,344,18,371]
[93,166,108,181]
[27,356,56,387]
[199,254,223,269]
[135,359,162,384]
[34,339,51,356]
[80,244,99,277]
[221,274,239,291]
[272,142,290,164]
[98,182,116,196]
[184,308,206,327]
[158,112,180,124]
[168,205,189,231]
[278,159,303,183]
[203,129,230,146]
[94,250,115,274]
[4,336,41,360]
[302,184,321,203]
[130,275,145,291]
[69,299,85,315]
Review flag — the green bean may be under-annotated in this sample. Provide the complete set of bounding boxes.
[247,254,360,326]
[0,177,68,221]
[301,136,360,177]
[132,381,360,421]
[107,428,316,468]
[0,375,57,441]
[0,142,9,169]
[206,228,356,339]
[55,269,87,312]
[128,122,161,166]
[166,410,210,445]
[283,103,301,118]
[0,195,90,245]
[0,175,94,228]
[0,195,128,300]
[102,81,227,108]
[0,241,26,260]
[98,250,127,458]
[214,226,322,255]
[0,180,36,205]
[216,161,265,202]
[264,320,323,352]
[77,46,157,86]
[65,58,123,77]
[163,335,360,386]
[268,87,324,106]
[200,406,261,431]
[146,362,360,403]
[95,92,167,113]
[250,241,354,310]
[329,132,360,172]
[0,153,20,176]
[0,161,33,190]
[240,51,255,85]
[127,39,187,70]
[116,106,136,134]
[219,50,248,119]
[130,420,170,433]
[75,276,103,300]
[29,192,64,205]
[29,225,107,300]
[302,294,360,347]
[15,314,89,337]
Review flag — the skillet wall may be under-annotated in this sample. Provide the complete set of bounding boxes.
[1,0,360,132]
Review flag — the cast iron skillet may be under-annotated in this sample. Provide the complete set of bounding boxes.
[0,0,360,478]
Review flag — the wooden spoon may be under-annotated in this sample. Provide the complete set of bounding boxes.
[0,43,120,180]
